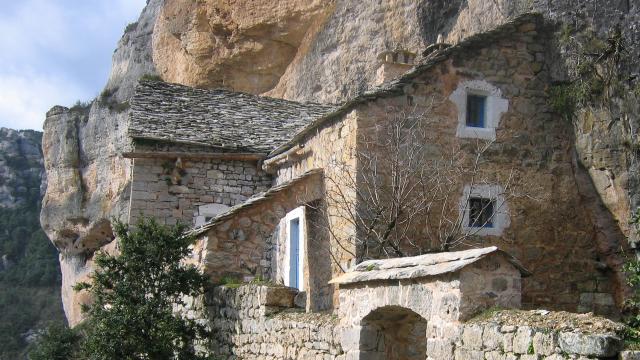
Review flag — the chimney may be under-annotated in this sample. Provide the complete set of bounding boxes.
[374,49,416,86]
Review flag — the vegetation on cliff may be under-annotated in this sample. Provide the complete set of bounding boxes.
[0,129,65,360]
[31,218,211,359]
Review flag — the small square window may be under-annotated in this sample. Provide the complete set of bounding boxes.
[466,94,486,128]
[468,197,494,228]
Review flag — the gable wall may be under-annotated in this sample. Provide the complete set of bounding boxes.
[349,22,618,314]
[128,157,272,226]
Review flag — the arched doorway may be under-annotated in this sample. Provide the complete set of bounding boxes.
[361,306,428,360]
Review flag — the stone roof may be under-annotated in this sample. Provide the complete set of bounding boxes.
[129,81,337,153]
[329,246,531,285]
[188,168,323,237]
[268,12,544,158]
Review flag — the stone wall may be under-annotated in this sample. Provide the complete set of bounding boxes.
[287,17,622,315]
[205,284,343,359]
[128,157,272,226]
[193,170,323,287]
[195,284,629,360]
[265,109,359,308]
[440,323,623,360]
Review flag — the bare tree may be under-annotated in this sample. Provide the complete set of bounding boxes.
[310,105,531,267]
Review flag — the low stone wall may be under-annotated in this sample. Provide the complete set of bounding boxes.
[434,323,624,360]
[205,284,344,359]
[190,284,627,360]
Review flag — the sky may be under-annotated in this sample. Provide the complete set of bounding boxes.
[0,0,147,130]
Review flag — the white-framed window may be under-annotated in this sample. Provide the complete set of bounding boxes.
[449,80,509,140]
[284,207,305,291]
[459,184,510,236]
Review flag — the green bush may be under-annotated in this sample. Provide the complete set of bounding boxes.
[28,323,81,360]
[140,74,164,82]
[74,217,212,359]
[124,21,138,33]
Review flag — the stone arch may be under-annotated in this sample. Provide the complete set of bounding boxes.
[348,305,429,360]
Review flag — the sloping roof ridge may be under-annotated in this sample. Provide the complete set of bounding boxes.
[329,246,531,285]
[187,168,324,237]
[134,80,338,109]
[268,12,544,159]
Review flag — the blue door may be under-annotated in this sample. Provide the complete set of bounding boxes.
[289,218,300,289]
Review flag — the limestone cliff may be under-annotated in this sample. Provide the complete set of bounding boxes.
[42,0,639,324]
[41,0,163,325]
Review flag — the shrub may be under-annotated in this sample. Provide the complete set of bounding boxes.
[124,21,138,33]
[74,217,211,359]
[28,323,81,360]
[140,74,164,82]
[69,100,92,112]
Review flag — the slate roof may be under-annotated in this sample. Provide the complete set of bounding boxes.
[329,246,531,285]
[129,81,338,153]
[268,13,544,158]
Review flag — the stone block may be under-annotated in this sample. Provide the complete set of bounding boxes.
[294,291,307,308]
[532,331,556,355]
[513,326,533,354]
[426,338,453,359]
[502,332,514,353]
[462,325,484,350]
[340,326,379,352]
[259,286,296,308]
[483,325,502,351]
[558,332,622,357]
[453,348,484,360]
[542,355,565,360]
[620,351,640,360]
[519,355,539,360]
[484,350,503,360]
[206,169,224,179]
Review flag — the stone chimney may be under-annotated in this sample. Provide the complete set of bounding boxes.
[374,49,416,86]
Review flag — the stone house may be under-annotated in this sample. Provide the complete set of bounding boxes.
[177,13,620,316]
[122,13,628,359]
[125,80,335,231]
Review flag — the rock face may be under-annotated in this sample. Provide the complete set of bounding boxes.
[42,0,639,324]
[0,128,44,208]
[40,0,163,325]
[152,0,334,95]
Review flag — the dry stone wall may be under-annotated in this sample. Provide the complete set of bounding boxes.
[205,284,343,359]
[189,284,629,360]
[193,171,323,288]
[441,323,624,360]
[129,157,271,226]
[345,18,620,315]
